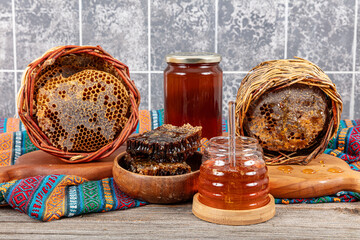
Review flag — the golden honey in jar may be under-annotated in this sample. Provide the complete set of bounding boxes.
[164,52,223,139]
[198,136,270,210]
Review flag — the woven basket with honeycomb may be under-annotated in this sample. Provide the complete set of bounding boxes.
[235,58,342,165]
[17,45,140,163]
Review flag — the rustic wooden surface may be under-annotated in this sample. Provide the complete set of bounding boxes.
[1,202,360,239]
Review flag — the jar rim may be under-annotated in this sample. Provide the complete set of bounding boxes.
[166,52,221,64]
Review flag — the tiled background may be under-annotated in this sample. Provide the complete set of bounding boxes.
[0,0,359,119]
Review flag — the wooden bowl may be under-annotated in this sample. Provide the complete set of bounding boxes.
[112,152,202,203]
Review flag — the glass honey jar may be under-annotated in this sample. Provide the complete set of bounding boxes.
[198,136,270,210]
[164,52,223,139]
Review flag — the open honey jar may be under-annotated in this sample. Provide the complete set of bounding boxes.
[164,52,222,139]
[192,135,275,225]
[198,136,269,210]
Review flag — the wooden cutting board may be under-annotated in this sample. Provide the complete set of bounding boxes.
[0,146,125,183]
[1,150,359,199]
[268,154,360,198]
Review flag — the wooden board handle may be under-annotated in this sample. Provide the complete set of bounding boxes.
[0,163,113,184]
[269,169,360,199]
[345,171,360,194]
[0,166,12,183]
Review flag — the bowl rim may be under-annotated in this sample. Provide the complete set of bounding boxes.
[113,152,201,179]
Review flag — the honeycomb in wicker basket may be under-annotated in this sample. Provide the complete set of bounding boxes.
[35,67,130,152]
[244,84,330,152]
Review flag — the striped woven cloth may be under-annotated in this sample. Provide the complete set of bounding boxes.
[0,111,359,221]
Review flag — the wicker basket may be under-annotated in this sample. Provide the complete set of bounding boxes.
[235,58,342,165]
[17,45,140,163]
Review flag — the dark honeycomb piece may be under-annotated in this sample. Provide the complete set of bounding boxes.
[244,84,331,152]
[126,124,202,163]
[123,154,191,176]
[36,69,130,152]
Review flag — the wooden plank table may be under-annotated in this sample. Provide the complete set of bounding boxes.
[1,202,360,239]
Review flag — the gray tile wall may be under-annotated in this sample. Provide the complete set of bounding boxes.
[0,0,359,120]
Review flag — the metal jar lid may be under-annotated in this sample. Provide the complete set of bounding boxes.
[166,52,221,64]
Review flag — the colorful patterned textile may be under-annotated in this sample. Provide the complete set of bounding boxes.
[1,111,360,221]
[0,118,25,134]
[0,118,33,166]
[0,131,38,167]
[0,175,146,221]
[275,191,360,204]
[325,119,360,166]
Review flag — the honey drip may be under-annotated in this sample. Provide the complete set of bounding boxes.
[327,167,344,173]
[277,166,293,174]
[320,159,325,167]
[301,168,316,174]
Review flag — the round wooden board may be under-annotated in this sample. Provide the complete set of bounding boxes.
[192,193,275,225]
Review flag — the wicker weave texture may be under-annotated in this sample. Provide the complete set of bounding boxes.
[235,58,342,165]
[17,45,140,163]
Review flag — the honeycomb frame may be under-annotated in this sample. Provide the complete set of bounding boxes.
[235,58,343,165]
[17,45,140,163]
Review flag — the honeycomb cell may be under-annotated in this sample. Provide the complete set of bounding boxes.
[35,61,130,152]
[244,84,330,152]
